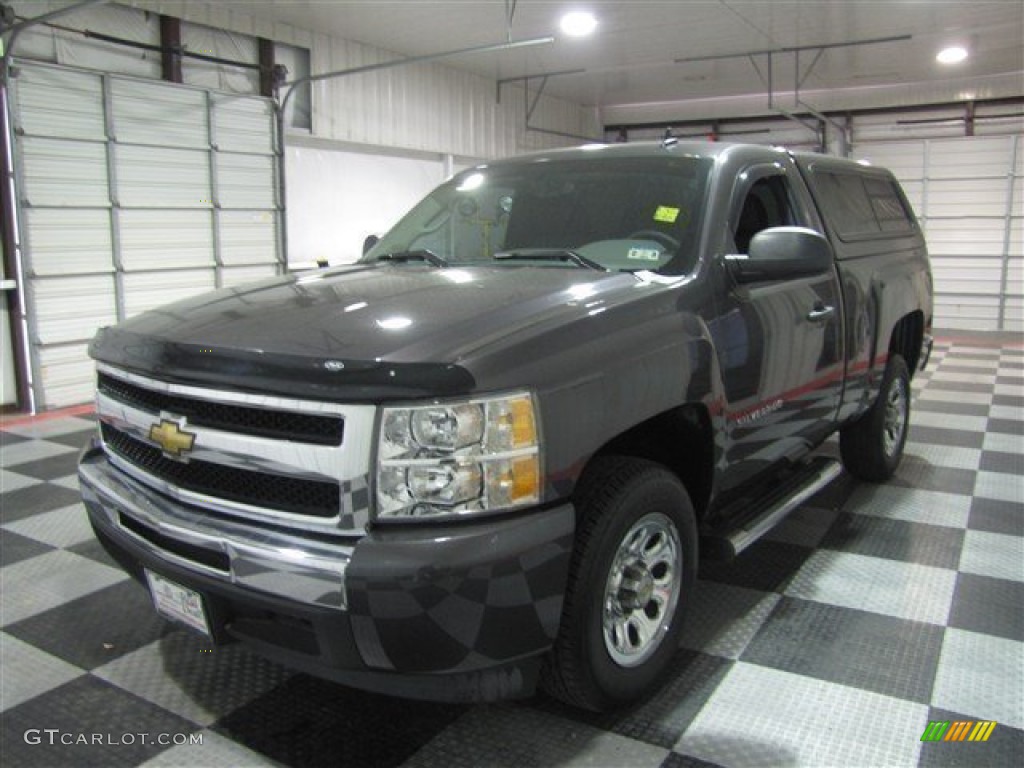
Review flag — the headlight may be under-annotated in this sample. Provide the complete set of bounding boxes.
[376,392,540,519]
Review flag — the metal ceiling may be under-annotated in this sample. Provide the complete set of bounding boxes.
[228,0,1023,114]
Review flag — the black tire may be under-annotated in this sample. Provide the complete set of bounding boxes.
[541,456,697,711]
[840,354,911,482]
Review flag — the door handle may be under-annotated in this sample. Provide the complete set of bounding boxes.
[806,304,835,322]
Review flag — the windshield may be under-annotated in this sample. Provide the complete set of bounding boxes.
[362,153,713,276]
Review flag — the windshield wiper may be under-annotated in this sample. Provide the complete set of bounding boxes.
[493,249,606,271]
[375,249,448,267]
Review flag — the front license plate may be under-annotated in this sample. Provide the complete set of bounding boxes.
[145,569,211,638]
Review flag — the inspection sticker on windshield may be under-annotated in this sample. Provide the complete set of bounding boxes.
[653,206,680,223]
[628,248,662,261]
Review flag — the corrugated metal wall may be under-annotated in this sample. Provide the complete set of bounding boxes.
[116,0,599,158]
[9,60,281,408]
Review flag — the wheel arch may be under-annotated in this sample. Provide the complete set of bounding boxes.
[889,310,925,376]
[586,402,714,520]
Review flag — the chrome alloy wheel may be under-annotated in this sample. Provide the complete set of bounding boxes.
[602,512,682,668]
[883,376,908,458]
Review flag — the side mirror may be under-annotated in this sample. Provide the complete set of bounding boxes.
[362,234,380,255]
[725,226,833,284]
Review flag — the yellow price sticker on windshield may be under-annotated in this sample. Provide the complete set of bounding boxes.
[653,206,680,223]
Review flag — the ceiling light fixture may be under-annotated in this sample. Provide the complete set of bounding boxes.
[560,11,597,37]
[936,46,968,64]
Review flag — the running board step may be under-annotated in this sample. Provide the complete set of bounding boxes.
[700,457,843,561]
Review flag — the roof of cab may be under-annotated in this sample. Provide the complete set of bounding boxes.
[470,140,791,167]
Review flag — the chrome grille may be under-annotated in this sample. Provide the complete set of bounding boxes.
[101,424,340,518]
[98,372,343,445]
[94,364,377,533]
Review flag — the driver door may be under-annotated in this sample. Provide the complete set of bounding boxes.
[709,163,844,493]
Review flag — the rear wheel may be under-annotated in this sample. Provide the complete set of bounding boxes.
[542,456,697,711]
[840,354,911,481]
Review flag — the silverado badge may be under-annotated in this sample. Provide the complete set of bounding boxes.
[149,417,196,459]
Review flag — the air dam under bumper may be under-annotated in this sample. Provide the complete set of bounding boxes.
[79,441,576,702]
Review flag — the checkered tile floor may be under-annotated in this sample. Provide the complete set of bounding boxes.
[1,338,1021,767]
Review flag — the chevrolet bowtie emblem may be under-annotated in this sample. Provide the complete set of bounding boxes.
[149,418,196,459]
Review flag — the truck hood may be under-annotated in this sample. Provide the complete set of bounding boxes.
[90,263,660,400]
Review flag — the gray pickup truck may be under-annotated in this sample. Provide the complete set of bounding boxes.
[79,140,933,711]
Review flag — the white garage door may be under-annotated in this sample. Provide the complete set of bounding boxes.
[853,134,1022,332]
[10,60,282,408]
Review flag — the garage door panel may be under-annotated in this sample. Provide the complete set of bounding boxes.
[925,218,1007,256]
[20,137,109,207]
[927,178,1008,217]
[120,210,215,270]
[934,297,1000,329]
[1009,218,1023,254]
[11,61,281,408]
[213,95,275,154]
[23,209,113,276]
[1005,260,1022,292]
[897,180,923,217]
[111,79,209,149]
[115,145,211,208]
[219,210,277,265]
[37,344,96,409]
[123,270,217,319]
[29,275,117,345]
[217,153,275,209]
[221,265,279,287]
[927,137,1015,179]
[1004,298,1023,331]
[14,66,104,140]
[931,258,1003,283]
[853,143,925,180]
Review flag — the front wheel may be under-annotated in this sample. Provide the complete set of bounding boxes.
[542,456,697,711]
[840,354,911,481]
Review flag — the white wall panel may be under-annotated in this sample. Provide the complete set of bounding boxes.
[23,209,113,276]
[285,142,445,266]
[119,210,215,270]
[28,276,117,344]
[123,271,217,319]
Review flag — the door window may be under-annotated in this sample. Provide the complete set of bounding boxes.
[732,175,797,254]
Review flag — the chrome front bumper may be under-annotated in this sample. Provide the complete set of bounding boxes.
[79,442,354,610]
